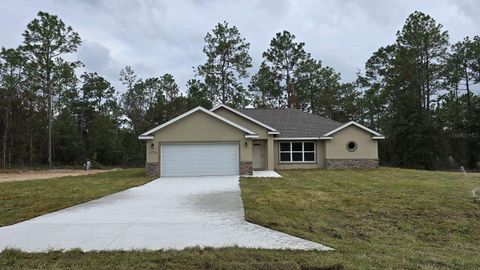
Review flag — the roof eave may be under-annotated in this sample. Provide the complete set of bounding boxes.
[138,136,154,140]
[274,137,322,140]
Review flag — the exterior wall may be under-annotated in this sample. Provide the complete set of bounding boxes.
[145,111,253,176]
[325,125,378,159]
[145,142,159,176]
[273,140,326,169]
[267,138,274,170]
[215,107,275,170]
[325,125,379,169]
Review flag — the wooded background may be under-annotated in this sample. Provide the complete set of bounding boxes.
[1,11,479,169]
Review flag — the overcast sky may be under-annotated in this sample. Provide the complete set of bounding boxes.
[1,0,479,93]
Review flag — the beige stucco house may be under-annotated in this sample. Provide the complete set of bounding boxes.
[139,105,384,177]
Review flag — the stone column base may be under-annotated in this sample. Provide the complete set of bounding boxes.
[240,161,253,175]
[326,159,379,169]
[145,162,160,176]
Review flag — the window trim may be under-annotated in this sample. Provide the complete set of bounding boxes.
[279,141,316,163]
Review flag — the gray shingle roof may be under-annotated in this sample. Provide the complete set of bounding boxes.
[237,108,343,138]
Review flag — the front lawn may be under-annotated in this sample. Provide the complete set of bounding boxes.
[241,168,480,269]
[1,168,479,269]
[0,168,154,226]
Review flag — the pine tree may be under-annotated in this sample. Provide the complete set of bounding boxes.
[22,11,81,167]
[261,31,309,108]
[197,22,252,107]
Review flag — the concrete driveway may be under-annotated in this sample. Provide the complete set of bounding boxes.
[0,176,331,252]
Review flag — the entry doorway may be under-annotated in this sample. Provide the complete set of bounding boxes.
[252,141,265,170]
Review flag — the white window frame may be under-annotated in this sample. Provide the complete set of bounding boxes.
[279,141,316,163]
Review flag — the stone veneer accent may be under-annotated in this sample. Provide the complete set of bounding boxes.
[240,161,253,175]
[145,162,160,176]
[326,159,379,169]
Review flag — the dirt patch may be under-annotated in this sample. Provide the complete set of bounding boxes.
[0,169,114,183]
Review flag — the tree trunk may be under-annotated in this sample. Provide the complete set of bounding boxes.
[48,87,53,167]
[286,69,291,108]
[464,63,475,168]
[1,87,11,168]
[1,117,7,168]
[425,53,431,118]
[464,63,471,115]
[310,88,315,113]
[454,83,459,123]
[30,130,34,166]
[220,56,227,104]
[46,58,53,168]
[8,147,11,168]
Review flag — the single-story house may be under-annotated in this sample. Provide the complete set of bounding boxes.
[138,104,384,177]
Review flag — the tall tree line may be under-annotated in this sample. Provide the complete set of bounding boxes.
[0,11,211,167]
[356,12,480,169]
[1,11,479,170]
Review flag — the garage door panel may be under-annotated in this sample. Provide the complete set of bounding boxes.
[161,143,239,176]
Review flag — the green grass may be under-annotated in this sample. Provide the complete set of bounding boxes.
[1,168,479,269]
[0,248,342,270]
[0,169,153,227]
[241,168,480,269]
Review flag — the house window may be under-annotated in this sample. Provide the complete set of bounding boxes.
[279,142,316,163]
[346,141,357,152]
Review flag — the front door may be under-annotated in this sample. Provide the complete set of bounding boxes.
[253,142,264,170]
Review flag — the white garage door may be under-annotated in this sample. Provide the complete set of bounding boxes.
[161,143,239,176]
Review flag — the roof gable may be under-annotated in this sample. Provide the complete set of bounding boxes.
[323,121,384,139]
[139,107,256,139]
